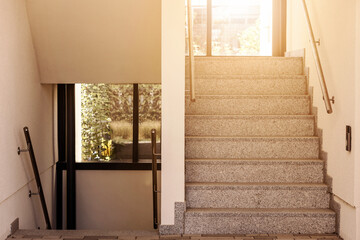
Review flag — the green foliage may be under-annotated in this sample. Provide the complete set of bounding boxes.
[211,20,261,56]
[139,121,161,142]
[139,84,161,123]
[81,84,112,161]
[110,121,133,144]
[81,84,161,161]
[109,85,133,122]
[237,20,260,55]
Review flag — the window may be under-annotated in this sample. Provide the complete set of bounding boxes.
[75,83,161,163]
[186,0,273,56]
[185,0,207,56]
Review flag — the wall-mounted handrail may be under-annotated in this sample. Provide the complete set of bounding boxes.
[187,0,196,101]
[151,129,161,229]
[21,127,52,229]
[301,0,333,114]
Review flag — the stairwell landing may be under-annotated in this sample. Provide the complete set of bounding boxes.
[184,56,336,234]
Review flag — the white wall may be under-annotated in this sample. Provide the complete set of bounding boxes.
[76,171,160,230]
[0,0,55,238]
[161,0,185,225]
[26,0,161,84]
[287,0,360,238]
[354,0,360,219]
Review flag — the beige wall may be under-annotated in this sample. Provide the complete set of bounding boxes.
[26,0,161,84]
[161,0,185,225]
[287,0,360,239]
[0,0,55,238]
[74,0,185,227]
[76,171,160,230]
[355,0,360,212]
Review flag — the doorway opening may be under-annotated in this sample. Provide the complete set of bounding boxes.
[186,0,286,56]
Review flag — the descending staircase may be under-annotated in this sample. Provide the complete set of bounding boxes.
[184,57,336,234]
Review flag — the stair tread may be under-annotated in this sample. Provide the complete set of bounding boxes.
[186,158,323,161]
[186,136,319,139]
[191,56,302,61]
[186,74,306,79]
[186,208,335,214]
[185,94,309,98]
[185,114,315,118]
[186,182,327,187]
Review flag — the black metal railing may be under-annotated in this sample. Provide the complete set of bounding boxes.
[19,127,52,229]
[151,129,161,229]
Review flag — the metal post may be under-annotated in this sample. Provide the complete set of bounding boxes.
[187,0,196,101]
[133,84,139,162]
[66,84,76,229]
[207,0,212,56]
[55,166,63,229]
[151,129,160,229]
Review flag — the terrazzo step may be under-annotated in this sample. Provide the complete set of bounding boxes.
[185,183,330,209]
[185,75,307,95]
[185,57,304,75]
[185,159,324,183]
[185,95,310,115]
[185,136,319,159]
[185,115,315,136]
[184,208,336,234]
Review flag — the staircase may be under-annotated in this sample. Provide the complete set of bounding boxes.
[184,57,336,234]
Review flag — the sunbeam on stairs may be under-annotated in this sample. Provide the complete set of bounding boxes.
[184,56,336,235]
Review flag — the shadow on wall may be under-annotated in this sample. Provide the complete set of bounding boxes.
[316,127,341,234]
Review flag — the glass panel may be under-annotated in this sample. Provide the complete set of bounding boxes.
[80,84,133,162]
[212,0,272,56]
[185,0,207,56]
[108,84,133,162]
[138,84,161,163]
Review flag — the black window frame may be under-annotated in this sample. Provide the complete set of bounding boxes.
[56,83,161,230]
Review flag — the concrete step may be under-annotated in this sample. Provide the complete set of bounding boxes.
[185,75,307,95]
[185,159,324,183]
[185,183,329,209]
[185,95,311,115]
[185,115,315,137]
[185,136,319,159]
[184,208,336,234]
[185,57,304,76]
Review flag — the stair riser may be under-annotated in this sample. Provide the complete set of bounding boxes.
[185,78,307,95]
[186,187,329,209]
[186,161,324,183]
[184,214,335,234]
[185,138,319,159]
[185,57,304,75]
[185,97,310,115]
[185,117,315,136]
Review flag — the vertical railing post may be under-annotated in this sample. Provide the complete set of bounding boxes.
[207,0,212,56]
[151,129,160,229]
[187,0,196,101]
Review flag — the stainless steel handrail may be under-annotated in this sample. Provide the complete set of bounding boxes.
[151,129,161,229]
[301,0,333,114]
[187,0,196,101]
